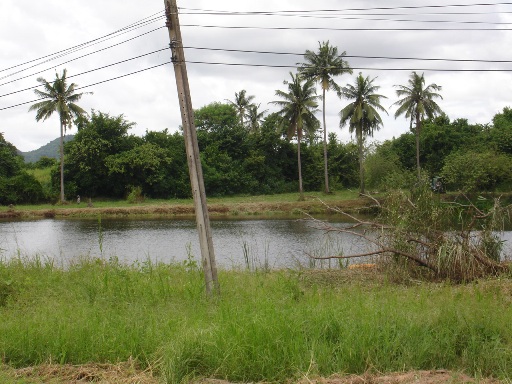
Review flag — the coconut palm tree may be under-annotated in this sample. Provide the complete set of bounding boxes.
[29,69,89,202]
[227,89,255,127]
[393,72,443,180]
[339,73,387,194]
[298,41,352,194]
[246,103,267,133]
[271,72,320,200]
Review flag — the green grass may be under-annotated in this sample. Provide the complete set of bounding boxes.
[1,257,510,383]
[0,190,361,212]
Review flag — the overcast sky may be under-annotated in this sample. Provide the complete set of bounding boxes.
[1,0,512,152]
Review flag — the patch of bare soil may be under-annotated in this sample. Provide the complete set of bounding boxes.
[200,371,502,384]
[298,371,502,384]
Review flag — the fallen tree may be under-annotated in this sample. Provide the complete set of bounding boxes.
[307,188,510,282]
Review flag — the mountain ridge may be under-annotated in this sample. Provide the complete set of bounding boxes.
[19,135,75,163]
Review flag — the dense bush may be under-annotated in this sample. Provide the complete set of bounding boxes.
[0,173,45,205]
[441,150,512,192]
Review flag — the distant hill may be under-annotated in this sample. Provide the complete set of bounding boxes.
[19,135,75,163]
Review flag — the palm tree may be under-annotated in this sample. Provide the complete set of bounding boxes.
[246,103,267,133]
[339,73,387,194]
[271,72,320,200]
[298,41,352,194]
[29,69,89,202]
[393,72,443,180]
[227,89,255,127]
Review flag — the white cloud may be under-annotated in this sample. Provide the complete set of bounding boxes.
[1,0,511,151]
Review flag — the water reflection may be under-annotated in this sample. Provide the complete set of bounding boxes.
[0,217,510,269]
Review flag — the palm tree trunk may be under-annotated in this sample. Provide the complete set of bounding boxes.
[59,121,65,202]
[415,114,421,180]
[357,126,365,194]
[322,88,329,194]
[297,130,304,201]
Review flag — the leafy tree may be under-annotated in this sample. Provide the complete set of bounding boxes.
[64,111,137,197]
[0,133,23,178]
[144,130,190,198]
[195,103,251,195]
[339,73,387,194]
[298,41,352,193]
[226,90,255,127]
[393,71,443,180]
[29,69,90,202]
[441,150,512,192]
[271,72,320,200]
[105,143,172,196]
[0,134,44,204]
[421,116,485,174]
[490,107,512,154]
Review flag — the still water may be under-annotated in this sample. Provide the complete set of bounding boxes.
[0,217,372,269]
[1,217,511,269]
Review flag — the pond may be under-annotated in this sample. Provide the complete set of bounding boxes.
[1,217,510,269]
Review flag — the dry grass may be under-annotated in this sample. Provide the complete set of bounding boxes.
[4,366,502,384]
[2,360,158,383]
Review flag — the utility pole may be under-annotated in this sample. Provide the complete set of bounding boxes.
[163,0,219,296]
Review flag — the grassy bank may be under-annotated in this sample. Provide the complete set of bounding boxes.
[1,257,511,382]
[0,191,371,219]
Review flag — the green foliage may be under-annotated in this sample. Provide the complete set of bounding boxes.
[365,142,414,191]
[0,172,45,205]
[33,156,58,169]
[421,116,486,174]
[0,133,23,178]
[441,150,512,192]
[490,106,512,154]
[65,111,138,197]
[126,186,144,204]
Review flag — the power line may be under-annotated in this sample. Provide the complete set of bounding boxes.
[0,27,165,87]
[183,60,512,72]
[0,62,171,112]
[180,3,512,13]
[180,12,512,25]
[0,48,169,99]
[181,24,512,31]
[184,46,512,64]
[0,11,165,75]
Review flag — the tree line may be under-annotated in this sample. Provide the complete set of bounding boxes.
[0,41,510,204]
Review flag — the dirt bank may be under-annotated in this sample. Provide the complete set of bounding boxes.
[0,197,375,219]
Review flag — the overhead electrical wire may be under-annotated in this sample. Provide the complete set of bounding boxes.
[0,62,171,112]
[0,48,169,99]
[0,10,165,76]
[179,3,512,13]
[2,3,512,112]
[181,24,512,31]
[180,12,512,25]
[0,27,166,87]
[183,46,512,63]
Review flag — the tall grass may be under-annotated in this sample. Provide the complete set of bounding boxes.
[0,257,511,382]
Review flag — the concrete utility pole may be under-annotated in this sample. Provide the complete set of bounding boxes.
[163,0,219,296]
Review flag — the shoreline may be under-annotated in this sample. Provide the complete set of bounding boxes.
[0,196,376,219]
